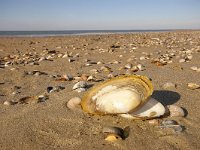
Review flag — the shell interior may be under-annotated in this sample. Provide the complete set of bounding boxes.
[81,75,153,115]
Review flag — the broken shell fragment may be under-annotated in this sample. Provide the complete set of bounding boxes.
[81,75,165,119]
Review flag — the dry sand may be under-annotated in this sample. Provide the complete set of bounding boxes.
[0,31,200,150]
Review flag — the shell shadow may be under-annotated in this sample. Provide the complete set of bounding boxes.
[152,90,181,106]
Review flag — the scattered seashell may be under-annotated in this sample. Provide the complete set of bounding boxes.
[47,86,54,93]
[87,75,99,82]
[68,58,75,62]
[187,55,193,60]
[131,66,139,72]
[137,64,145,71]
[161,120,178,126]
[3,101,18,106]
[139,56,146,60]
[103,126,130,141]
[187,83,200,90]
[67,97,81,110]
[103,126,123,139]
[38,94,49,102]
[124,63,132,69]
[85,63,92,66]
[167,105,185,117]
[62,54,69,58]
[104,134,120,141]
[54,86,65,92]
[97,61,102,64]
[12,91,21,95]
[157,124,185,134]
[179,59,185,63]
[162,82,176,89]
[173,125,185,133]
[190,66,198,71]
[72,81,87,90]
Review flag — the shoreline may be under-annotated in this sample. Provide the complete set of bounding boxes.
[0,29,200,38]
[1,29,199,38]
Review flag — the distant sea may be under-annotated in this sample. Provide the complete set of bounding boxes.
[0,30,170,37]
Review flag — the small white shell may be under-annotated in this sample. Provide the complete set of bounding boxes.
[67,97,81,110]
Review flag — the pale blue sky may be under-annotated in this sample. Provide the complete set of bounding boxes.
[0,0,200,30]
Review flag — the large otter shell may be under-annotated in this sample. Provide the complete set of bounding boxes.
[81,75,153,115]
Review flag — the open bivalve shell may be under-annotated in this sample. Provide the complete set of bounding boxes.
[81,75,165,119]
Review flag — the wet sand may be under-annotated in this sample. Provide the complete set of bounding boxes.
[0,31,200,150]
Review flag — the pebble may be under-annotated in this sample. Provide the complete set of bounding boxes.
[67,97,81,110]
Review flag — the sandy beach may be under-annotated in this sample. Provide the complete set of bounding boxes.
[0,31,200,150]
